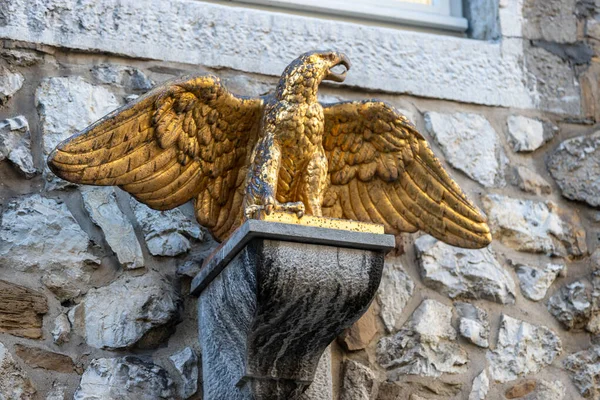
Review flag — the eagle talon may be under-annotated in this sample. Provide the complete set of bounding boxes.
[244,205,263,219]
[276,201,305,218]
[244,202,305,220]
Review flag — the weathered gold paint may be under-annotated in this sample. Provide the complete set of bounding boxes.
[48,50,492,248]
[256,210,385,234]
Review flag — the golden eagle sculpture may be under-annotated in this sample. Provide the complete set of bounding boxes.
[48,51,491,249]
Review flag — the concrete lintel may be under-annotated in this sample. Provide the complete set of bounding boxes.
[0,0,559,111]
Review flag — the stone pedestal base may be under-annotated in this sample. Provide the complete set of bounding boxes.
[192,218,394,400]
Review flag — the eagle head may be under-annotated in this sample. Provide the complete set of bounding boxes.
[305,50,352,83]
[277,50,351,102]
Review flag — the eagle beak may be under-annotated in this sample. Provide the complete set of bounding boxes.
[325,54,351,83]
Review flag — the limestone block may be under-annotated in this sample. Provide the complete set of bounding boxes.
[505,380,565,399]
[587,268,600,334]
[564,345,600,398]
[468,370,489,400]
[524,46,580,115]
[70,272,181,349]
[547,131,600,207]
[581,60,600,120]
[300,350,333,400]
[81,187,144,269]
[338,304,378,351]
[515,262,565,301]
[224,74,277,98]
[506,116,546,152]
[415,235,516,304]
[0,116,36,177]
[42,270,92,303]
[91,64,154,91]
[528,380,565,400]
[340,360,379,400]
[176,260,203,279]
[0,342,36,399]
[0,194,100,301]
[487,314,562,383]
[425,112,506,187]
[0,49,43,67]
[0,65,24,104]
[0,280,48,339]
[523,0,577,43]
[74,357,175,399]
[482,194,587,257]
[35,76,120,190]
[456,302,490,348]
[589,19,600,41]
[169,347,199,399]
[512,166,552,195]
[14,344,76,374]
[547,280,591,331]
[51,313,70,345]
[376,380,462,399]
[46,382,68,400]
[376,262,414,333]
[505,381,536,398]
[377,299,468,378]
[130,199,204,256]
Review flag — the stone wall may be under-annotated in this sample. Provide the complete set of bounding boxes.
[0,0,599,399]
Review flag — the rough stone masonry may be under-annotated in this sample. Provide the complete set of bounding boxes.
[0,0,599,398]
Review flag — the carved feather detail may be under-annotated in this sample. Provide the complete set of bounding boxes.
[321,101,491,249]
[48,75,264,241]
[48,52,491,248]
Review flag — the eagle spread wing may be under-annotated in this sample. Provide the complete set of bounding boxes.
[321,101,491,249]
[48,75,264,241]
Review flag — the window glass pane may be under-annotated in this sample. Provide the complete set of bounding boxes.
[230,0,467,31]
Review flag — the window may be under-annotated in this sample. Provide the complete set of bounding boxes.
[232,0,467,32]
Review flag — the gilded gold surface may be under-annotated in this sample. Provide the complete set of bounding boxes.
[255,211,384,234]
[48,50,492,248]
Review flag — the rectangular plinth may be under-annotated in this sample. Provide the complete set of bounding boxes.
[191,218,395,297]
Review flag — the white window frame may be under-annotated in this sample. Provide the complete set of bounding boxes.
[232,0,467,32]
